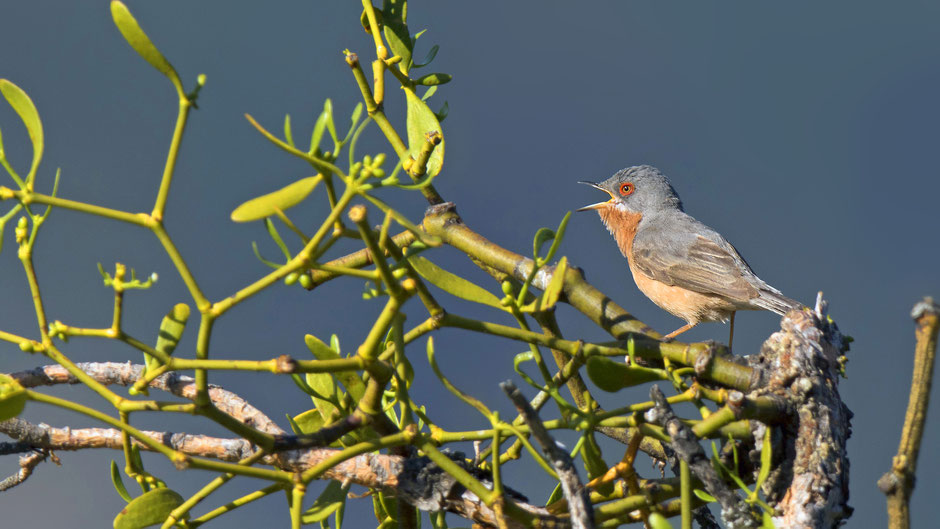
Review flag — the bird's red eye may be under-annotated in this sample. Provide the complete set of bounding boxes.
[619,182,635,196]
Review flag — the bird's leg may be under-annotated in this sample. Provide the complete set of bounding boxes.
[662,322,696,342]
[728,311,736,353]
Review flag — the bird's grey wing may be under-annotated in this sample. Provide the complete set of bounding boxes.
[631,227,760,304]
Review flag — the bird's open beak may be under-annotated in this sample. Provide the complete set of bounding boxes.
[577,181,615,211]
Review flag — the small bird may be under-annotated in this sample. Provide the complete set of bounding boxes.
[578,165,801,348]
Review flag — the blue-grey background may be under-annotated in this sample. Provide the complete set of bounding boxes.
[1,1,938,527]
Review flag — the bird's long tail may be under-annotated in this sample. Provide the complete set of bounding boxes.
[752,287,803,316]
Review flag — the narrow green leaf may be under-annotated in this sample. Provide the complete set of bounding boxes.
[310,110,329,154]
[0,373,26,421]
[647,512,674,529]
[264,218,292,260]
[0,80,43,183]
[110,460,133,503]
[350,102,363,128]
[283,114,295,147]
[755,426,772,491]
[693,489,717,503]
[585,356,663,392]
[230,175,321,222]
[301,480,348,523]
[544,212,571,263]
[251,241,283,269]
[414,73,452,86]
[112,487,184,529]
[413,44,439,68]
[435,101,449,122]
[323,99,338,146]
[762,511,776,529]
[382,0,412,73]
[545,483,564,506]
[408,256,503,309]
[109,2,181,90]
[404,87,444,177]
[420,85,438,102]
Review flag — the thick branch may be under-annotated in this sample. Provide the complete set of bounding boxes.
[747,299,852,528]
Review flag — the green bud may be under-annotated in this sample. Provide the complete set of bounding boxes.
[373,153,386,167]
[284,272,299,285]
[501,281,514,296]
[298,273,313,289]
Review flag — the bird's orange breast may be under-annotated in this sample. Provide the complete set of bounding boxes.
[598,205,736,324]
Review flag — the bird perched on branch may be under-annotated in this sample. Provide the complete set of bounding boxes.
[578,165,801,348]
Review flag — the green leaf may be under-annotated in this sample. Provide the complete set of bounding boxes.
[408,256,503,309]
[693,489,717,503]
[585,356,663,392]
[0,80,43,183]
[291,408,326,435]
[302,480,348,523]
[306,371,339,422]
[230,176,321,222]
[112,487,184,529]
[382,0,412,73]
[110,460,133,503]
[404,87,444,177]
[414,73,452,86]
[762,511,776,529]
[153,303,189,359]
[647,512,674,529]
[109,2,181,90]
[305,334,366,401]
[0,373,26,421]
[520,257,567,313]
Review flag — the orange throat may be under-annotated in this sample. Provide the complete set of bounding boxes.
[597,204,643,260]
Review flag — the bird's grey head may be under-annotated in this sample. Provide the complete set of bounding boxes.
[578,165,683,215]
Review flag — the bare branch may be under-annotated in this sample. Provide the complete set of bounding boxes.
[0,449,48,492]
[502,381,593,529]
[646,385,757,529]
[11,362,284,435]
[879,297,939,529]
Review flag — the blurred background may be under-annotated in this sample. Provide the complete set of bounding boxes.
[1,1,938,527]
